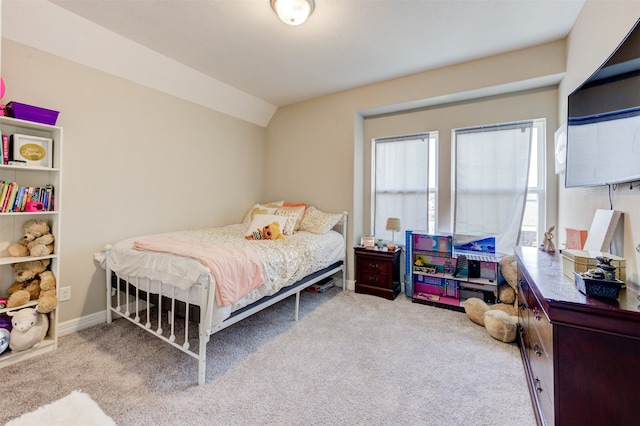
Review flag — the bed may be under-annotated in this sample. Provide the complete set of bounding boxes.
[104,204,347,385]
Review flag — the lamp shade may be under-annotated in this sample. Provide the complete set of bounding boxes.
[270,0,315,26]
[386,217,401,232]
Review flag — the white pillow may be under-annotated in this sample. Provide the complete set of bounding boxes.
[275,207,304,235]
[244,214,288,239]
[241,201,284,224]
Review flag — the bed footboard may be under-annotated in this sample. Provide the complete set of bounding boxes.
[105,253,211,385]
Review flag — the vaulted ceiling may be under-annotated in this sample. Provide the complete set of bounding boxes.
[48,0,585,107]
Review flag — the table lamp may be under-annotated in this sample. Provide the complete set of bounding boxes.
[386,217,401,248]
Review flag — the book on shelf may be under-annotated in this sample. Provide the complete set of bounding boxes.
[1,133,8,164]
[0,182,55,212]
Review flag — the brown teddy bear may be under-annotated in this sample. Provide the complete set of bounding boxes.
[36,270,57,314]
[497,254,518,304]
[464,298,519,343]
[5,259,55,312]
[7,219,55,257]
[464,254,520,343]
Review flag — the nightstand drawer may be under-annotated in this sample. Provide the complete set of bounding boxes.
[359,257,391,275]
[358,271,389,288]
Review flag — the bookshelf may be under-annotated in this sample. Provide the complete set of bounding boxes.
[405,231,501,312]
[0,116,62,367]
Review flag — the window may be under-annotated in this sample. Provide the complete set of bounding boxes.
[520,119,546,247]
[453,121,535,255]
[372,132,438,244]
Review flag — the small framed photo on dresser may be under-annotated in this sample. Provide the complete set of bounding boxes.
[11,134,53,168]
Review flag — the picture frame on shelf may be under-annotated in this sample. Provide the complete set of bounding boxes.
[10,134,53,168]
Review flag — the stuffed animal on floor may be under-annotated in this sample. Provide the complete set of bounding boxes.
[5,259,54,310]
[245,221,285,240]
[464,254,520,343]
[7,307,49,352]
[7,219,55,257]
[496,254,518,305]
[464,298,519,343]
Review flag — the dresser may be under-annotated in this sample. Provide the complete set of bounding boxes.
[515,247,640,426]
[354,246,401,300]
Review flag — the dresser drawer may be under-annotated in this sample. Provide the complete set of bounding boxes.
[528,288,553,362]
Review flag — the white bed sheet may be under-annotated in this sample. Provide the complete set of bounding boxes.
[107,223,345,331]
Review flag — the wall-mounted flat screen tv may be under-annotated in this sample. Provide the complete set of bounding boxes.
[565,18,640,188]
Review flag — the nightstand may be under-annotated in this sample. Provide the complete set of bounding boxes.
[354,246,402,300]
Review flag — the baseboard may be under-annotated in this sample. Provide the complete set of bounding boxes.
[346,279,355,291]
[58,311,107,336]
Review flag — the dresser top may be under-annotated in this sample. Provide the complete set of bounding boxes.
[515,246,640,317]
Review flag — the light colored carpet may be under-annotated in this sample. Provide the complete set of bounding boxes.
[5,390,116,426]
[1,289,536,425]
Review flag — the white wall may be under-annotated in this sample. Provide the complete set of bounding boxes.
[1,40,266,322]
[559,1,640,284]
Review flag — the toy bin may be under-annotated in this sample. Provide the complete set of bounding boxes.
[5,102,59,125]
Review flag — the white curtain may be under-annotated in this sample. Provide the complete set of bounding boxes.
[374,134,430,243]
[453,122,533,255]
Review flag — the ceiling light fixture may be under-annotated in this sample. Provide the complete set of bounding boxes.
[270,0,315,26]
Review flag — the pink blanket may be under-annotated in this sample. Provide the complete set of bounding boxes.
[132,236,264,307]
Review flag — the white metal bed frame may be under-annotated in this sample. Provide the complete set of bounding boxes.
[105,212,348,386]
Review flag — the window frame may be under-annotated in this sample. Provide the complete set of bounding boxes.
[371,132,438,238]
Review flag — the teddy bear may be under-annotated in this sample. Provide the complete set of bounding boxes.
[7,307,49,352]
[5,259,54,311]
[35,270,57,314]
[245,221,285,240]
[7,219,55,257]
[496,254,518,305]
[464,298,519,343]
[464,254,519,343]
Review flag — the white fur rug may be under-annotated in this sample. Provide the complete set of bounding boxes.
[6,390,116,426]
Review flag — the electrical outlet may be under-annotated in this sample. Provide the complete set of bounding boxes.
[59,286,71,301]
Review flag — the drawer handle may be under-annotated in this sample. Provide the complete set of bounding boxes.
[533,343,543,357]
[367,276,379,282]
[535,378,543,393]
[368,262,379,269]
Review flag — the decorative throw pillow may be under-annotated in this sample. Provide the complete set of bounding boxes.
[275,206,304,235]
[241,201,284,224]
[277,204,306,232]
[244,214,288,238]
[299,206,342,235]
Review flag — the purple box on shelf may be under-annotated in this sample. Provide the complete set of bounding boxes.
[5,102,59,125]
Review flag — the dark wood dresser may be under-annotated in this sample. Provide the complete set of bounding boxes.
[515,246,640,426]
[354,246,401,300]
